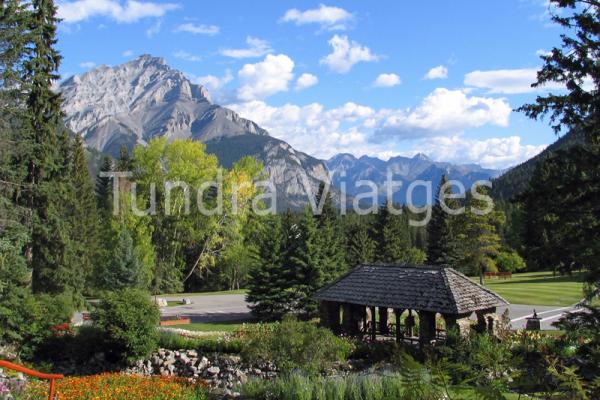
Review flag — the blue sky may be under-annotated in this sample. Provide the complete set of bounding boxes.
[55,0,569,169]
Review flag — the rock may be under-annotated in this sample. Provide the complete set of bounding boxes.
[155,298,168,308]
[187,350,198,358]
[182,298,192,305]
[197,357,209,371]
[207,366,220,376]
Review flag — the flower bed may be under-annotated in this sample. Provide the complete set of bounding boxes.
[20,373,206,400]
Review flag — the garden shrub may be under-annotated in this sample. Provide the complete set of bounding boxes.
[92,289,160,363]
[241,316,353,375]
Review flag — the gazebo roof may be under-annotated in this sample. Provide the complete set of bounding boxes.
[314,263,509,315]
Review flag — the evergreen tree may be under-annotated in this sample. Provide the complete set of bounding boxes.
[314,182,346,281]
[427,175,460,265]
[291,206,326,316]
[70,135,100,289]
[96,155,113,215]
[22,0,82,295]
[246,216,290,320]
[454,186,505,283]
[116,145,131,171]
[103,228,143,290]
[372,201,411,263]
[347,219,376,267]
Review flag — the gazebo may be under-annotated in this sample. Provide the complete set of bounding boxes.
[314,263,509,345]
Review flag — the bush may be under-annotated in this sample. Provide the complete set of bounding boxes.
[241,316,353,375]
[496,251,526,272]
[93,289,160,363]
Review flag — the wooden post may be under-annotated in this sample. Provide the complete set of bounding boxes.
[369,306,377,341]
[394,308,405,343]
[418,310,436,346]
[378,307,389,335]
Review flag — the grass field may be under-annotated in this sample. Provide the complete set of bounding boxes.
[478,271,585,306]
[170,320,252,332]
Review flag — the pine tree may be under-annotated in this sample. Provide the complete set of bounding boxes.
[70,135,100,290]
[372,201,411,263]
[96,155,113,216]
[454,186,505,284]
[291,206,326,316]
[314,182,346,281]
[24,0,81,295]
[427,175,460,265]
[246,216,290,320]
[103,228,143,290]
[116,145,131,171]
[347,221,376,267]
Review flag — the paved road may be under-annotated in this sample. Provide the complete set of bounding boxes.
[158,293,578,330]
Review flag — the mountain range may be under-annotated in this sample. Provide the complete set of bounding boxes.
[327,153,501,205]
[60,55,513,209]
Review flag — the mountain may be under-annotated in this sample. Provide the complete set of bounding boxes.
[326,153,501,205]
[491,130,584,201]
[59,55,329,209]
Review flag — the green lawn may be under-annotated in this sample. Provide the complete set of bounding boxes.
[170,320,252,332]
[158,289,247,297]
[477,271,585,306]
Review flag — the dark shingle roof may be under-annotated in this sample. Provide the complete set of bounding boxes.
[314,264,508,315]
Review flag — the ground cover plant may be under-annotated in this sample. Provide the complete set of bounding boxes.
[17,373,207,400]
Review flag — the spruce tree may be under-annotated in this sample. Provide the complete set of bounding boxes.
[103,228,143,290]
[427,175,460,265]
[246,216,289,320]
[291,206,325,316]
[347,221,376,267]
[96,155,113,216]
[24,0,81,295]
[314,182,346,281]
[372,201,411,263]
[70,135,100,289]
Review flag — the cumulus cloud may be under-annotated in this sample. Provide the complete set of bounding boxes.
[424,65,448,80]
[79,61,96,68]
[236,54,295,101]
[373,73,401,87]
[373,88,511,140]
[320,35,379,73]
[281,4,354,31]
[411,136,546,170]
[226,88,532,169]
[220,36,273,59]
[295,73,318,90]
[173,23,219,36]
[173,50,201,62]
[195,69,233,91]
[57,0,179,23]
[464,68,564,94]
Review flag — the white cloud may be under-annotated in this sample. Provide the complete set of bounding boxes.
[535,49,552,57]
[424,65,448,80]
[236,54,295,101]
[173,23,219,36]
[295,73,318,90]
[412,135,546,169]
[320,35,378,73]
[57,0,179,23]
[79,61,96,68]
[220,36,273,59]
[281,4,354,31]
[464,68,565,94]
[373,73,401,87]
[173,50,201,62]
[374,88,511,139]
[226,88,528,169]
[195,69,233,91]
[145,18,161,37]
[122,50,134,57]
